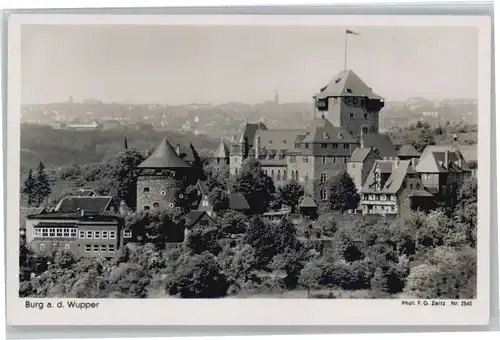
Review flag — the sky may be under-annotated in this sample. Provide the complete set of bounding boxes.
[21,24,478,105]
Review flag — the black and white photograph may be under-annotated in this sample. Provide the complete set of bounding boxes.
[6,14,491,326]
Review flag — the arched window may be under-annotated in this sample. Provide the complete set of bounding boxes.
[362,126,369,134]
[153,203,159,208]
[144,206,150,211]
[271,169,275,179]
[305,173,309,182]
[295,170,299,181]
[283,169,287,180]
[291,171,295,181]
[277,169,281,181]
[143,187,150,193]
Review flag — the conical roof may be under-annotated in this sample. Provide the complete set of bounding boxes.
[314,69,383,100]
[138,137,191,169]
[213,139,230,158]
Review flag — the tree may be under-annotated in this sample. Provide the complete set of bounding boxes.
[454,176,477,247]
[233,159,275,214]
[22,169,36,206]
[33,162,52,207]
[414,128,436,153]
[328,171,360,215]
[299,261,323,298]
[98,149,145,209]
[370,267,388,298]
[208,187,230,213]
[278,180,305,213]
[164,251,229,298]
[219,210,247,235]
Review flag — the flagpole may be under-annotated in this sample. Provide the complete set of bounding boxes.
[344,31,347,70]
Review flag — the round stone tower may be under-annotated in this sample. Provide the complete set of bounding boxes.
[136,137,192,212]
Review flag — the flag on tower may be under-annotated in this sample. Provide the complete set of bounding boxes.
[346,29,359,35]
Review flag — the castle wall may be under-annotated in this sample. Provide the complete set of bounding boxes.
[340,100,379,141]
[137,175,179,212]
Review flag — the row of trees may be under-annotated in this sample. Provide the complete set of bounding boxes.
[22,162,52,207]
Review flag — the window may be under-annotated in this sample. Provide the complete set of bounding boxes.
[85,244,91,252]
[283,169,287,180]
[143,187,150,193]
[94,231,100,239]
[144,205,150,211]
[64,243,70,250]
[304,173,309,181]
[199,219,209,226]
[277,170,281,181]
[33,228,41,238]
[102,231,108,239]
[302,156,308,163]
[49,228,55,237]
[333,156,337,163]
[86,230,93,239]
[322,156,327,164]
[160,191,166,196]
[70,229,77,238]
[323,132,330,140]
[344,144,349,149]
[271,169,275,179]
[57,229,64,237]
[364,113,368,119]
[78,230,85,238]
[362,126,369,134]
[337,133,344,140]
[343,157,347,164]
[333,144,338,149]
[321,144,327,148]
[100,245,107,252]
[289,156,296,163]
[295,170,299,181]
[422,174,429,180]
[108,245,115,252]
[40,244,45,251]
[42,228,48,237]
[109,231,116,239]
[124,230,132,238]
[320,173,327,183]
[153,202,160,208]
[93,245,99,252]
[320,190,328,200]
[350,112,354,118]
[352,164,356,169]
[304,143,309,148]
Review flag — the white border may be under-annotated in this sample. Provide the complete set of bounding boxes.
[6,14,492,326]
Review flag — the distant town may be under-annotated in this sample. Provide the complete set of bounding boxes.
[21,94,478,139]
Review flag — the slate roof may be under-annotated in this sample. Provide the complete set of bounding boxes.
[177,144,197,163]
[457,144,478,164]
[397,144,421,158]
[20,207,45,229]
[74,188,97,197]
[301,117,356,144]
[213,139,230,159]
[415,145,471,174]
[362,159,415,194]
[184,210,213,228]
[138,137,191,169]
[55,196,114,214]
[360,133,397,159]
[314,69,383,100]
[349,147,376,162]
[238,122,268,146]
[228,193,250,210]
[256,129,304,150]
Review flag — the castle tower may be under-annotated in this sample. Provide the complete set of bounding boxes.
[312,69,384,141]
[230,133,246,176]
[136,137,192,212]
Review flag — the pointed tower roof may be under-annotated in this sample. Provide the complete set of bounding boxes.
[138,137,191,169]
[213,139,230,158]
[314,69,383,100]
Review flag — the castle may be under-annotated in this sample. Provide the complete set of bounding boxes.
[219,69,397,195]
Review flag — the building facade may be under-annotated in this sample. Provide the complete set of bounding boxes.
[225,69,395,197]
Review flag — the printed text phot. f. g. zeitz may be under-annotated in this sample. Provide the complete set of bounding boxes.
[6,14,492,327]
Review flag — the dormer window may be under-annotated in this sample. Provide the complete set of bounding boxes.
[323,132,330,140]
[350,113,354,119]
[282,140,286,145]
[335,78,342,84]
[338,133,344,140]
[346,88,352,93]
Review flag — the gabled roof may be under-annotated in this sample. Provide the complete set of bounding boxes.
[302,117,356,144]
[314,69,383,100]
[362,159,414,194]
[74,188,97,197]
[138,137,191,169]
[397,144,421,158]
[299,196,317,208]
[349,147,380,163]
[55,196,114,214]
[20,207,45,229]
[238,122,268,146]
[256,129,304,150]
[361,133,397,159]
[415,145,471,174]
[184,210,213,228]
[228,193,250,210]
[213,139,230,159]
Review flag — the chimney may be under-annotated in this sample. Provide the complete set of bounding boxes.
[360,128,365,148]
[176,144,181,155]
[445,150,449,168]
[80,209,85,217]
[255,135,260,159]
